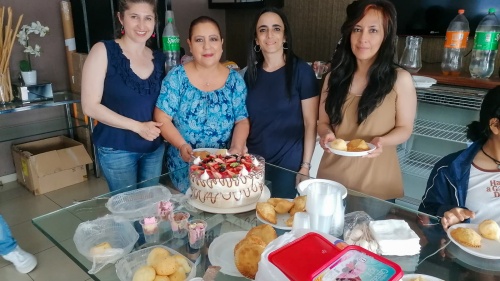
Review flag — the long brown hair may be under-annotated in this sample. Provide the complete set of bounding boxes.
[325,0,398,126]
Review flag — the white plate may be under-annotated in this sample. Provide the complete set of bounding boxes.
[208,231,247,277]
[296,179,348,198]
[327,141,376,157]
[255,199,293,230]
[447,223,500,259]
[187,185,271,214]
[401,274,444,281]
[412,75,437,88]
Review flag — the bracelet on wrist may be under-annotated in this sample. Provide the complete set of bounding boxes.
[178,143,189,150]
[300,162,311,169]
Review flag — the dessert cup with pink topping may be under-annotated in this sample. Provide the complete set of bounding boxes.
[188,219,207,249]
[170,211,190,238]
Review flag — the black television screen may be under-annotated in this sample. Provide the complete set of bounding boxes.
[388,0,500,37]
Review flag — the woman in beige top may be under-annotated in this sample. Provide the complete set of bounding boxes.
[317,0,416,200]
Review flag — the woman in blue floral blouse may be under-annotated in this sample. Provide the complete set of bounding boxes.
[155,16,249,193]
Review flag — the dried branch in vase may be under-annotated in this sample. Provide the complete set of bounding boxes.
[0,6,23,104]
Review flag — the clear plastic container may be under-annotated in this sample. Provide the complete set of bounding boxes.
[469,8,500,78]
[115,245,196,281]
[73,215,139,274]
[441,9,470,76]
[105,185,172,221]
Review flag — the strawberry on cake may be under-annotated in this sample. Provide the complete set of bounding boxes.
[189,151,265,208]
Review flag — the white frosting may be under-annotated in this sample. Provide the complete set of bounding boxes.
[240,166,249,176]
[200,170,210,180]
[193,156,202,165]
[189,154,265,208]
[252,157,260,166]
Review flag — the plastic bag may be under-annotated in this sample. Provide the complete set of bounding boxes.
[73,215,139,274]
[343,211,379,253]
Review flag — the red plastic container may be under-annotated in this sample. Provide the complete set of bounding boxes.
[268,232,403,281]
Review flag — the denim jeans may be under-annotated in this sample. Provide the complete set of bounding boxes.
[0,215,17,256]
[97,144,165,192]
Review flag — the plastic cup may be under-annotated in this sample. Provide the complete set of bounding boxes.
[157,200,174,221]
[306,182,336,233]
[139,216,161,244]
[170,211,190,238]
[188,219,207,249]
[292,212,310,230]
[314,61,327,79]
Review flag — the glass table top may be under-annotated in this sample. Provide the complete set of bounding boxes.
[32,163,500,280]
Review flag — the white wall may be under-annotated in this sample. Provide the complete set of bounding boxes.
[172,0,226,60]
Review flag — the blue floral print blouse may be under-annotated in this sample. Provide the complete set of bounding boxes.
[156,65,248,193]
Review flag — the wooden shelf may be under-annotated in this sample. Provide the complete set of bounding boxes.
[417,64,500,89]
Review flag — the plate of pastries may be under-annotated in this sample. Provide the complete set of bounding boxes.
[328,139,376,157]
[255,196,307,230]
[447,219,500,259]
[207,224,278,279]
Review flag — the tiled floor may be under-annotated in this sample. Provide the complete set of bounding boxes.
[0,172,109,281]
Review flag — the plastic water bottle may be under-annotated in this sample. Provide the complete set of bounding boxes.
[469,8,500,78]
[441,9,469,76]
[162,15,180,73]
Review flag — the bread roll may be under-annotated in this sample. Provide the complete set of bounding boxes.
[256,202,277,224]
[147,247,170,266]
[478,219,500,240]
[347,139,370,152]
[132,265,156,281]
[153,276,170,281]
[246,224,277,245]
[450,227,482,248]
[329,139,347,151]
[153,256,178,276]
[90,242,112,256]
[274,200,294,214]
[168,267,186,281]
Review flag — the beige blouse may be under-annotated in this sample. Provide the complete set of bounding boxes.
[317,90,403,200]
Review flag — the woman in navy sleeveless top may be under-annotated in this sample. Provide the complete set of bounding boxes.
[81,0,166,192]
[245,8,319,198]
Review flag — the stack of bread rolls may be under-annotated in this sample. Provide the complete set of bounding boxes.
[132,247,191,281]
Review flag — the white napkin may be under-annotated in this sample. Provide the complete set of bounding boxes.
[369,219,420,256]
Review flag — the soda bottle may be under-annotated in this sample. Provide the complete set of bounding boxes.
[469,8,500,79]
[162,15,180,73]
[441,9,469,76]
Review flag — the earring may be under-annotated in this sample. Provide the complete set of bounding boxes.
[151,31,156,38]
[120,26,125,35]
[283,42,288,50]
[254,45,261,52]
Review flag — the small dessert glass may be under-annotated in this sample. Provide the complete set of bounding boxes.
[139,215,161,244]
[170,211,190,238]
[187,219,207,249]
[157,200,174,221]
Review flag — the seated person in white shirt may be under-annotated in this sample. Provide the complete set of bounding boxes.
[419,86,500,230]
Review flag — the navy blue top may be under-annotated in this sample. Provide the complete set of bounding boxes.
[92,40,166,153]
[245,59,318,171]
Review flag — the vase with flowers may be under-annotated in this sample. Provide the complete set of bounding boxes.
[17,21,49,85]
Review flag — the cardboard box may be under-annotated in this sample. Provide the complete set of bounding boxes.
[71,52,88,94]
[12,136,93,195]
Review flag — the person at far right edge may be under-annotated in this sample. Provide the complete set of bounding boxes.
[419,86,500,230]
[317,0,416,201]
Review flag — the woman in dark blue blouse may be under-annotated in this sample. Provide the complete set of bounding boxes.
[81,0,166,192]
[244,7,319,198]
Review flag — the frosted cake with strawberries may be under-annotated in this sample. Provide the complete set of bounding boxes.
[189,150,265,208]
